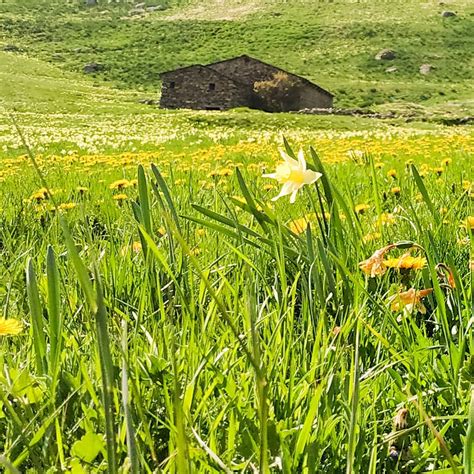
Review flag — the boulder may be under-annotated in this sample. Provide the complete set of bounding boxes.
[385,66,398,73]
[83,62,104,74]
[375,49,396,60]
[441,10,456,17]
[419,64,434,75]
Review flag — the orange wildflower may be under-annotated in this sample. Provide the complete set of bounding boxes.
[359,245,394,277]
[389,288,433,314]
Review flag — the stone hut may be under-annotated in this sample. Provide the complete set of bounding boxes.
[159,55,333,111]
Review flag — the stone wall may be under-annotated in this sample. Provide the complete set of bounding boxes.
[208,56,333,110]
[160,65,249,110]
[296,83,333,109]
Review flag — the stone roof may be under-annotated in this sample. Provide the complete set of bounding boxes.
[160,55,333,97]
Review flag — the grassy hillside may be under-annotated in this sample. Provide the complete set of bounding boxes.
[1,0,473,112]
[0,51,148,114]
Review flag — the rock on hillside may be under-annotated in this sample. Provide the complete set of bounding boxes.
[375,49,396,60]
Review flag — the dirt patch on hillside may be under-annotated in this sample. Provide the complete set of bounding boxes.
[161,0,267,21]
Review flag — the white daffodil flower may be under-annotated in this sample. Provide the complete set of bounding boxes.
[263,149,322,203]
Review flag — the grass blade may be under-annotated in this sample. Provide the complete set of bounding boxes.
[26,258,46,375]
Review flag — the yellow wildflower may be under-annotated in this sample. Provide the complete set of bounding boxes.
[387,169,397,178]
[113,193,128,201]
[441,158,451,167]
[355,204,370,215]
[217,168,233,177]
[0,318,23,336]
[288,214,315,235]
[109,179,129,190]
[465,216,474,232]
[58,203,76,211]
[391,187,401,196]
[263,149,322,203]
[384,253,426,271]
[30,188,50,202]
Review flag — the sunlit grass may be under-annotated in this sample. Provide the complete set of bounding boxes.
[0,127,472,472]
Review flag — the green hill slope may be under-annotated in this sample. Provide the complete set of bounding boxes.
[0,51,147,114]
[1,0,473,112]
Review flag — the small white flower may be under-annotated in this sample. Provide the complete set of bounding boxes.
[263,149,322,203]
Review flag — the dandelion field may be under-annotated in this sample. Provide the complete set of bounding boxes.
[0,111,473,474]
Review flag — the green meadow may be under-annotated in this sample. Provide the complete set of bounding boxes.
[0,1,473,473]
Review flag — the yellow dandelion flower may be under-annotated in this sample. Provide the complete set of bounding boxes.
[391,187,401,196]
[387,169,397,179]
[75,186,88,194]
[0,318,23,336]
[464,216,474,232]
[217,168,233,177]
[384,253,426,270]
[109,179,130,190]
[288,214,316,235]
[113,193,128,201]
[58,202,76,211]
[355,204,370,215]
[30,188,50,202]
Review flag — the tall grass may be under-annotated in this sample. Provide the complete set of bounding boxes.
[0,133,472,472]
